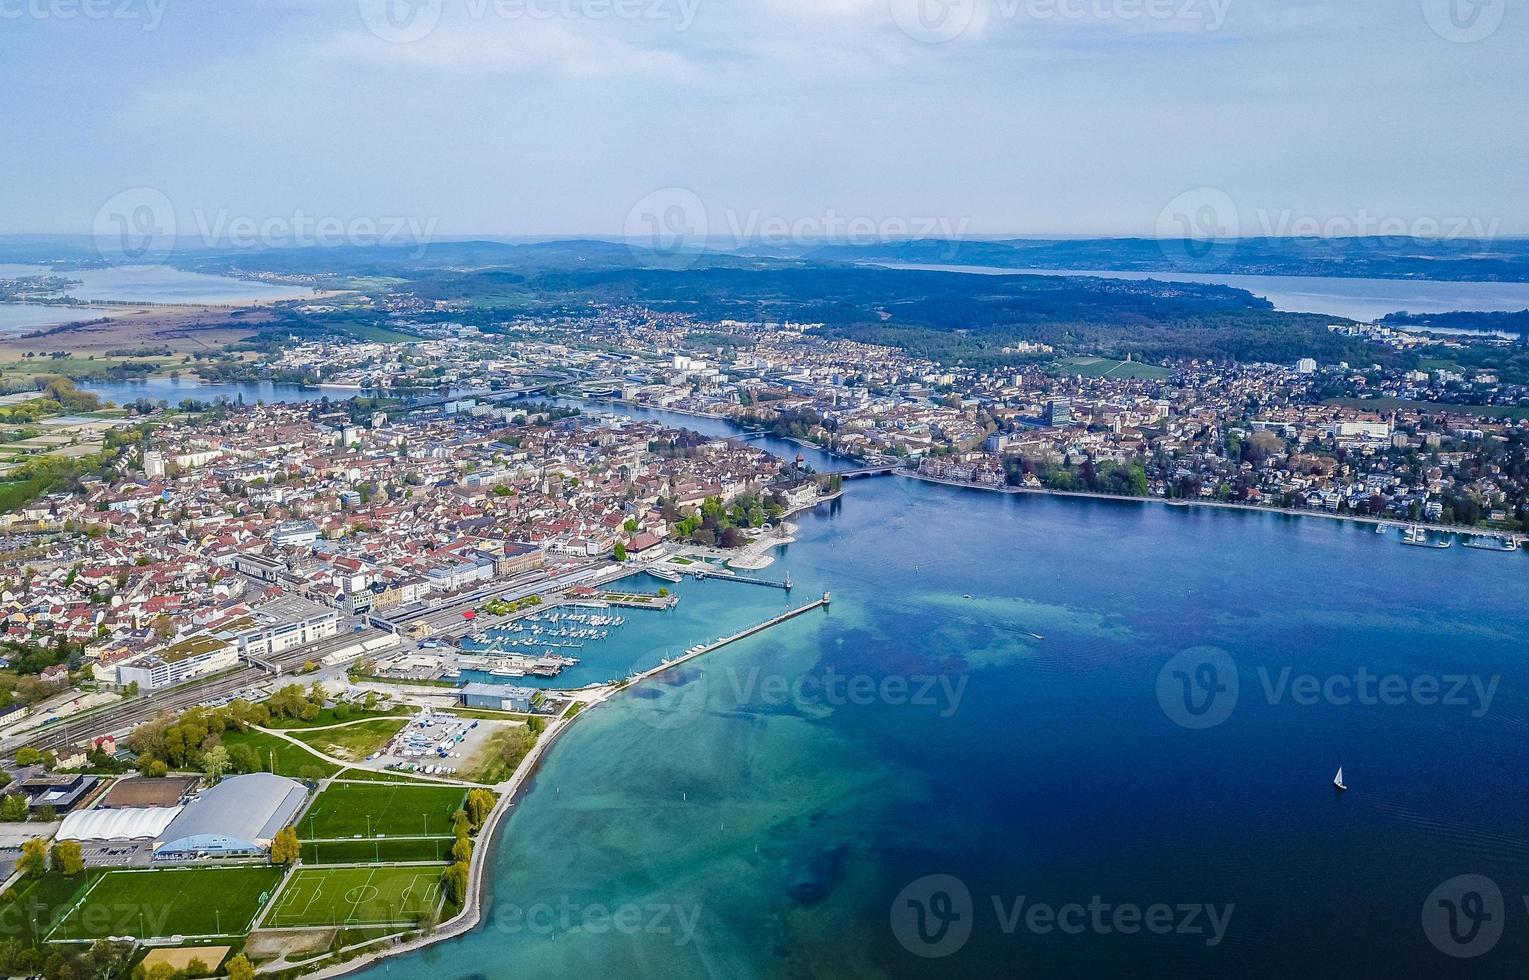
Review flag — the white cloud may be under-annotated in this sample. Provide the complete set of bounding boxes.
[323,17,697,79]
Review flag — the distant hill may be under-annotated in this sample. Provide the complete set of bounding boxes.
[796,237,1529,282]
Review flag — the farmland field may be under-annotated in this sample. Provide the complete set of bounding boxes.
[262,866,442,928]
[47,865,284,941]
[300,782,466,839]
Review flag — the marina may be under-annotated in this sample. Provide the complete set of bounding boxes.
[1400,525,1454,549]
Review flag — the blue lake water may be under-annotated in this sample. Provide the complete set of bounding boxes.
[0,303,123,334]
[0,263,313,305]
[78,377,365,406]
[877,263,1529,323]
[350,445,1529,977]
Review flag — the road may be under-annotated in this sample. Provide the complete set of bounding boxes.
[12,557,647,753]
[7,630,382,753]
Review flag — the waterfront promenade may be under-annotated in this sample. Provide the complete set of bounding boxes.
[902,470,1526,544]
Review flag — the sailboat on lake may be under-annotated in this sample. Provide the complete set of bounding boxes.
[1333,767,1347,792]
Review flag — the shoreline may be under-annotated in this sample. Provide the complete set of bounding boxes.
[291,503,838,980]
[902,470,1524,542]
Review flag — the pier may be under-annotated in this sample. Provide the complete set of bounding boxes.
[686,568,793,590]
[598,589,681,610]
[634,592,832,680]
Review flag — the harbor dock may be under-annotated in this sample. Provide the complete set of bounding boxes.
[686,567,793,590]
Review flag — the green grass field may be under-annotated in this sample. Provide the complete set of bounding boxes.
[217,728,342,778]
[290,718,408,761]
[301,837,454,865]
[48,866,285,941]
[300,782,467,839]
[262,866,442,928]
[0,871,98,944]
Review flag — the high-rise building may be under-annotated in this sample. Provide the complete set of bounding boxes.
[1046,398,1072,427]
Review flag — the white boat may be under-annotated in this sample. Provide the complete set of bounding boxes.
[1333,767,1347,791]
[1375,524,1387,534]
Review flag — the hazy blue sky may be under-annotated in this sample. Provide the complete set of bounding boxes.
[2,0,1524,240]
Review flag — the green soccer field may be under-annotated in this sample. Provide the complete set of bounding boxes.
[300,782,467,838]
[261,866,442,927]
[48,865,286,941]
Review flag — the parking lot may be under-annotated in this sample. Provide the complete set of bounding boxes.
[365,707,504,778]
[77,839,152,868]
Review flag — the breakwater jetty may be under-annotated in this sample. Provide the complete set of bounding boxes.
[634,592,831,681]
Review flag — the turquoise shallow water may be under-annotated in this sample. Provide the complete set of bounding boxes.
[354,472,1529,979]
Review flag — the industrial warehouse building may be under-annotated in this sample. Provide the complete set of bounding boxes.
[59,805,182,842]
[153,773,308,859]
[460,682,536,713]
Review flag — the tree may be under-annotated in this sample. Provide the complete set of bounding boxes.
[142,963,176,980]
[19,837,47,877]
[269,826,300,865]
[201,745,230,782]
[452,809,471,837]
[451,834,473,864]
[442,861,470,903]
[225,955,255,980]
[50,839,84,875]
[612,542,627,562]
[226,743,261,774]
[143,759,168,778]
[465,788,495,830]
[183,959,209,978]
[14,746,40,766]
[86,939,129,980]
[1,794,28,822]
